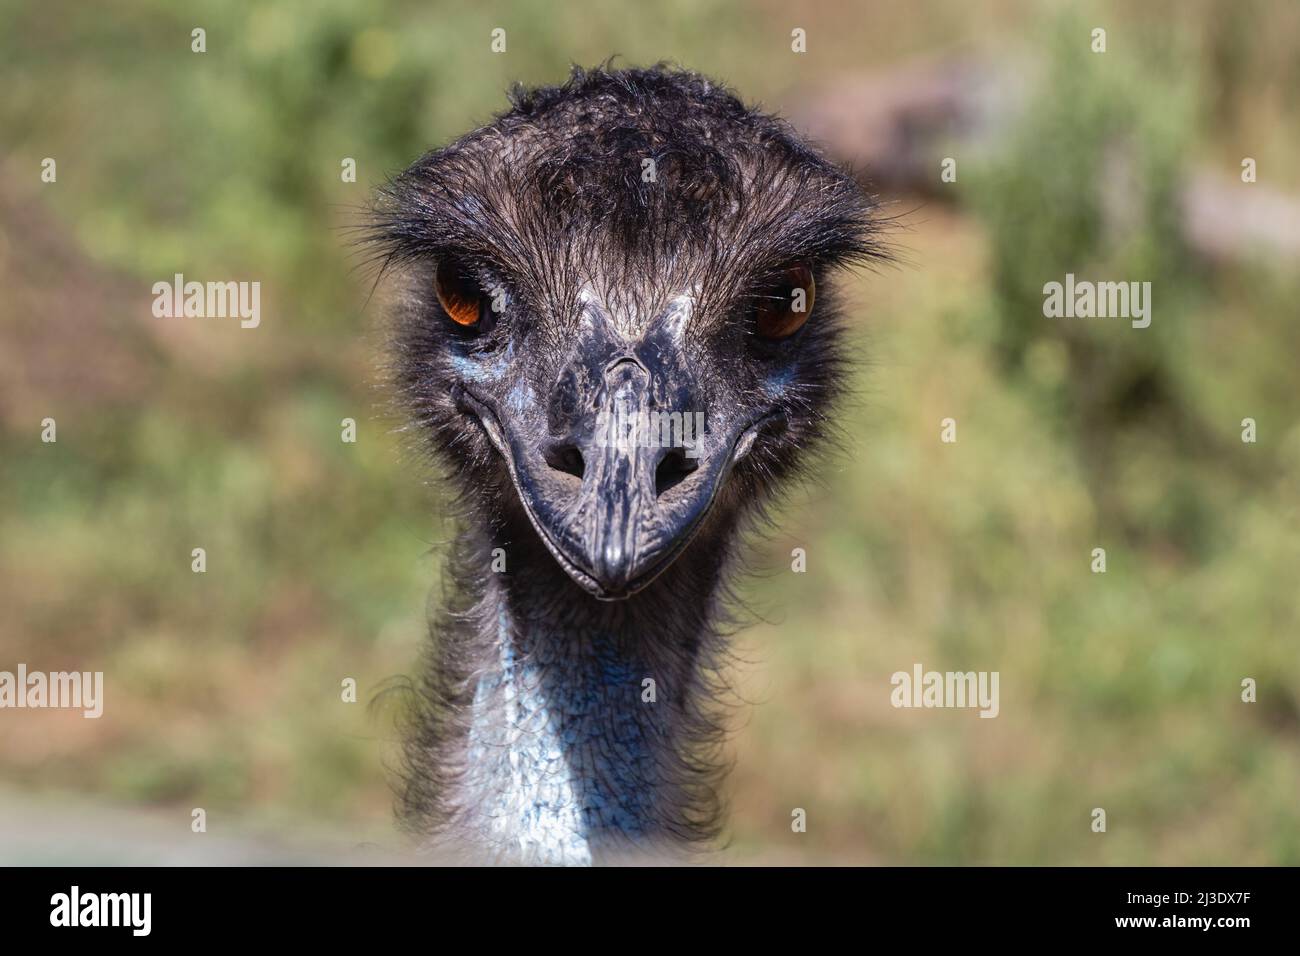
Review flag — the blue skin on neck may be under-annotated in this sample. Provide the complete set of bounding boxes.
[464,610,655,864]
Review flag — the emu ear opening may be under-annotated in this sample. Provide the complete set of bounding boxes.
[756,264,815,340]
[434,258,486,328]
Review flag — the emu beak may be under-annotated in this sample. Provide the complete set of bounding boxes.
[459,350,772,601]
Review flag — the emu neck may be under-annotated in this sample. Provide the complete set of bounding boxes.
[444,523,728,864]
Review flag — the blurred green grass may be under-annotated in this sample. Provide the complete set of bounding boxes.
[1,0,1297,862]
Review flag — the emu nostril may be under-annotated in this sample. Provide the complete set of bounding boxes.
[544,443,586,482]
[654,447,697,498]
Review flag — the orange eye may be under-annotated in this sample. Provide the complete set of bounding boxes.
[434,258,485,327]
[756,265,815,340]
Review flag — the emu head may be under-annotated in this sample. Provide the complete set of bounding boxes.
[377,66,880,600]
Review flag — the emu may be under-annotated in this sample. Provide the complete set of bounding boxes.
[371,65,883,864]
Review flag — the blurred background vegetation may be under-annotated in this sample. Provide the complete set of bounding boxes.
[1,0,1297,863]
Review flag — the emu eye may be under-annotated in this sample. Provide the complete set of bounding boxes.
[756,265,815,340]
[434,258,488,329]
